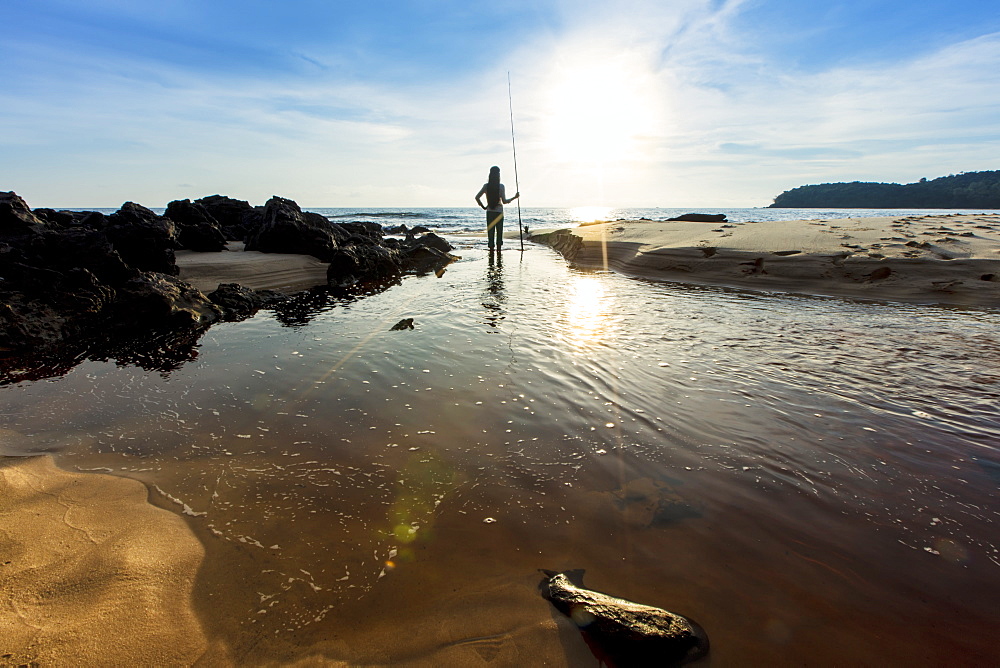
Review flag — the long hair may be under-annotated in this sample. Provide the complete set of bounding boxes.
[486,166,501,208]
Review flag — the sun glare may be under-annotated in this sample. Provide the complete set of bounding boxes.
[543,49,659,165]
[569,206,613,224]
[561,276,617,351]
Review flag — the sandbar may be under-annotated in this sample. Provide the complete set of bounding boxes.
[530,214,1000,307]
[176,241,329,293]
[0,455,207,665]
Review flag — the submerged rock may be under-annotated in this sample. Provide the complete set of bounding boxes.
[540,569,708,667]
[400,245,454,275]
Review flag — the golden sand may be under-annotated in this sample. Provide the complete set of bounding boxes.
[0,456,207,665]
[532,214,1000,307]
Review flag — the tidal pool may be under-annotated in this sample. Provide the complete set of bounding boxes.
[2,241,998,665]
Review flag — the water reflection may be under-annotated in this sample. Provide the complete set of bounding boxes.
[0,325,206,386]
[560,274,616,350]
[0,278,412,386]
[272,278,402,328]
[481,251,506,329]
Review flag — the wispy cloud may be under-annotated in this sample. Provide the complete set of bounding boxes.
[2,1,998,207]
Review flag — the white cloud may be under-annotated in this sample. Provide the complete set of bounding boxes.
[2,2,998,208]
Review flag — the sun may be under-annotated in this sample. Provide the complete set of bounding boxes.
[542,48,660,165]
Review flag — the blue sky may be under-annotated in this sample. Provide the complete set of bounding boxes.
[3,0,999,207]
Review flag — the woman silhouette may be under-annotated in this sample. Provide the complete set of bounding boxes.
[475,166,519,251]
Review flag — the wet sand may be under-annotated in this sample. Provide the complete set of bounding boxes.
[0,456,207,665]
[176,241,330,293]
[531,214,1000,306]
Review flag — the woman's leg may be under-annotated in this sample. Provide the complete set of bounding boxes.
[487,211,504,249]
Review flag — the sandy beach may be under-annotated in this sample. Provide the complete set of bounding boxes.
[0,456,208,665]
[175,241,330,293]
[530,214,1000,307]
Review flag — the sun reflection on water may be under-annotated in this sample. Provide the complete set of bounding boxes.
[561,276,616,351]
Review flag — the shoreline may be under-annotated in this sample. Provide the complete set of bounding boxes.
[528,214,1000,307]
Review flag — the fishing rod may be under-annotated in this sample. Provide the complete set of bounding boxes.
[508,71,524,252]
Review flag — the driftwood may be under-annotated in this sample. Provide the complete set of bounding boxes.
[540,569,708,667]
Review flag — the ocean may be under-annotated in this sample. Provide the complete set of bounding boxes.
[80,205,1000,235]
[312,205,1000,234]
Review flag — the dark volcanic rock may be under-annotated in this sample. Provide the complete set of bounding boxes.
[208,283,287,322]
[246,196,347,261]
[34,226,134,285]
[194,194,260,241]
[327,244,403,286]
[36,209,107,229]
[540,570,708,668]
[0,192,226,356]
[400,245,454,274]
[112,272,221,329]
[165,199,228,252]
[1,190,459,380]
[31,208,76,228]
[415,232,452,253]
[1,191,48,239]
[665,213,727,223]
[31,208,107,229]
[338,221,385,244]
[325,220,456,286]
[398,232,455,275]
[0,266,116,350]
[106,202,180,275]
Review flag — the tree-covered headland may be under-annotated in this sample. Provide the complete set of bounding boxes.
[769,170,1000,208]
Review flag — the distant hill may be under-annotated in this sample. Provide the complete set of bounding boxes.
[769,170,1000,208]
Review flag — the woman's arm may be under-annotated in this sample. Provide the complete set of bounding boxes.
[475,185,488,209]
[503,191,520,204]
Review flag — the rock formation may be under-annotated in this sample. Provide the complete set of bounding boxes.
[246,196,347,260]
[540,569,708,667]
[1,191,457,381]
[0,192,225,355]
[207,283,286,322]
[194,194,261,241]
[164,199,227,252]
